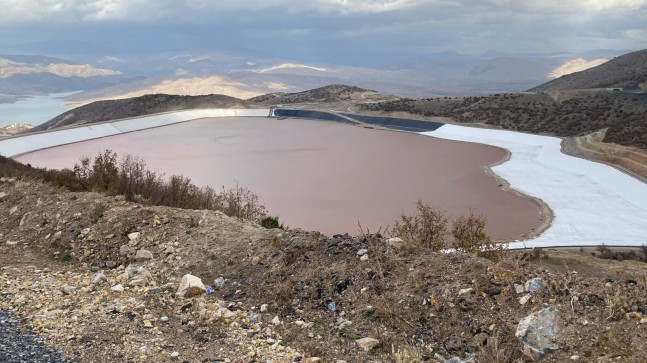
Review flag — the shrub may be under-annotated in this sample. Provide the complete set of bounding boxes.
[392,200,448,251]
[452,212,503,260]
[260,216,281,229]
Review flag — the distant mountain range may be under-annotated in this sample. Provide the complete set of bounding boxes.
[1,49,628,106]
[529,50,647,92]
[0,54,136,100]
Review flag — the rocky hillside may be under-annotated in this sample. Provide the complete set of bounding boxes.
[2,177,647,362]
[361,91,647,149]
[249,84,392,105]
[27,93,256,133]
[529,49,647,92]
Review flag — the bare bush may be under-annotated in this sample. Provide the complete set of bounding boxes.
[452,212,503,260]
[391,200,448,251]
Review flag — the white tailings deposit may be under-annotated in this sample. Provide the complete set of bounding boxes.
[0,109,270,157]
[2,108,646,248]
[423,125,647,248]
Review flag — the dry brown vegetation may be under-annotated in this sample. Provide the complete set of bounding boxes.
[0,150,268,221]
[391,200,503,260]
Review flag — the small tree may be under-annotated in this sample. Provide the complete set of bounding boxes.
[392,200,448,251]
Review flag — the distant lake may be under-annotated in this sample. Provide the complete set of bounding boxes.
[0,91,79,127]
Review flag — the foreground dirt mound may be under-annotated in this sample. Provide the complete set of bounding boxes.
[1,179,647,362]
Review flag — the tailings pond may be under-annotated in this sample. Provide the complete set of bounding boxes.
[17,117,544,240]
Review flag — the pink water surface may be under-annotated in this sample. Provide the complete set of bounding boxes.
[17,117,543,240]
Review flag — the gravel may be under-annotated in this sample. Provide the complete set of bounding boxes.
[0,310,74,363]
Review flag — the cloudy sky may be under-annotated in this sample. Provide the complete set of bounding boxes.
[0,0,646,66]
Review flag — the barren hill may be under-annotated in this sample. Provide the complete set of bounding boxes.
[2,171,647,362]
[529,49,647,92]
[27,93,256,133]
[249,84,393,105]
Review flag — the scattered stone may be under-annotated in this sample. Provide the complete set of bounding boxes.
[177,274,206,298]
[111,284,124,293]
[305,358,321,363]
[458,288,474,296]
[251,256,261,266]
[514,284,525,294]
[469,332,488,349]
[272,316,281,325]
[106,261,118,269]
[640,318,647,324]
[134,249,153,261]
[216,307,235,319]
[516,306,559,361]
[386,237,403,248]
[626,312,643,321]
[119,245,135,256]
[570,355,581,361]
[327,301,337,312]
[525,278,542,294]
[519,294,532,305]
[142,320,153,328]
[355,337,380,351]
[128,232,140,241]
[92,273,107,285]
[60,285,76,295]
[170,351,179,359]
[160,316,169,322]
[250,315,260,323]
[360,254,369,261]
[260,304,269,312]
[357,249,368,256]
[214,276,225,289]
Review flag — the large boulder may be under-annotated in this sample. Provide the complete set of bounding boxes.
[516,306,559,361]
[177,274,206,298]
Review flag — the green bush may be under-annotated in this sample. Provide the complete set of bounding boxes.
[260,216,281,229]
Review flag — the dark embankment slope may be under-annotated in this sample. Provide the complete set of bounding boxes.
[26,93,256,133]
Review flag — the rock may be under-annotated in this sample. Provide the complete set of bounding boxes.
[355,337,380,351]
[519,294,532,305]
[357,249,368,256]
[170,351,179,359]
[305,358,321,363]
[60,285,76,295]
[514,284,525,294]
[260,304,268,312]
[640,318,647,324]
[327,301,337,312]
[143,320,153,328]
[215,308,235,319]
[469,332,488,349]
[458,288,474,296]
[360,254,369,261]
[250,314,260,323]
[251,256,261,266]
[516,306,559,361]
[626,312,643,321]
[111,284,124,292]
[570,355,580,361]
[177,274,206,298]
[386,237,403,248]
[128,232,140,240]
[106,261,118,269]
[5,240,18,246]
[214,276,225,289]
[9,206,18,215]
[0,192,6,199]
[119,245,136,256]
[272,316,281,325]
[134,249,153,261]
[160,316,169,322]
[525,278,542,293]
[92,273,107,285]
[125,265,152,287]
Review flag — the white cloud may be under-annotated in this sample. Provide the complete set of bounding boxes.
[626,28,647,41]
[0,0,644,22]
